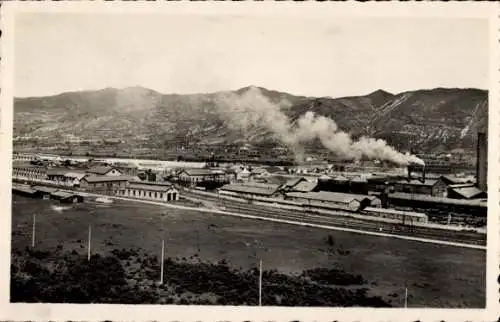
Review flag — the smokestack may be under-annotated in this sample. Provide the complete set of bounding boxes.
[421,165,426,183]
[476,132,487,191]
[407,166,412,182]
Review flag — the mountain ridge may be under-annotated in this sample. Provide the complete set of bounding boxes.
[13,85,488,155]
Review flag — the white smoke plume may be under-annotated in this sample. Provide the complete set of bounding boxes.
[212,86,424,166]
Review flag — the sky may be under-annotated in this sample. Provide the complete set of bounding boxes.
[14,13,489,98]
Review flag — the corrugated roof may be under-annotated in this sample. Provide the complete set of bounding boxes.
[83,176,130,183]
[220,183,280,196]
[451,186,485,199]
[286,191,361,204]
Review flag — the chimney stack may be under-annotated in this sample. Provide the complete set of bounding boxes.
[476,132,488,191]
[421,165,426,183]
[407,166,412,182]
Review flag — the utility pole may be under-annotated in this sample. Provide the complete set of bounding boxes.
[404,286,408,308]
[31,213,36,248]
[258,259,263,306]
[87,223,91,261]
[160,239,165,285]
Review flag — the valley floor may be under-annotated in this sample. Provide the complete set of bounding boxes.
[11,195,486,307]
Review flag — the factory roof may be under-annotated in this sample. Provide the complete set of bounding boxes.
[286,191,364,205]
[127,182,175,192]
[450,186,486,199]
[441,175,473,185]
[388,192,487,207]
[220,183,280,196]
[46,168,70,176]
[33,186,58,193]
[284,177,306,188]
[178,168,220,176]
[13,161,44,169]
[291,180,317,192]
[52,191,79,199]
[363,207,428,219]
[82,176,130,183]
[395,179,440,187]
[87,166,120,175]
[13,185,38,194]
[63,172,87,180]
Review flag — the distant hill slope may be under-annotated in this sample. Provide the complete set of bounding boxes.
[14,86,488,154]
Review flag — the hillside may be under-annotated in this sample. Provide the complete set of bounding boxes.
[13,86,488,155]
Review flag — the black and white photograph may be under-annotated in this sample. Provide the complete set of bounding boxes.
[1,2,499,321]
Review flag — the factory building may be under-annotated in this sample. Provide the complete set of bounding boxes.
[51,191,84,204]
[177,168,229,185]
[80,176,129,193]
[285,191,369,212]
[394,179,447,197]
[394,167,447,197]
[219,182,282,198]
[86,166,123,176]
[476,132,487,192]
[33,186,58,199]
[12,185,42,198]
[117,182,179,202]
[46,168,87,187]
[12,162,47,182]
[447,184,487,200]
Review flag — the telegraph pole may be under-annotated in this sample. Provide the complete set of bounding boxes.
[87,223,92,261]
[160,239,165,284]
[258,259,263,306]
[31,213,36,248]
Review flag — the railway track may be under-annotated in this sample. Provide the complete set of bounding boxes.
[183,191,486,246]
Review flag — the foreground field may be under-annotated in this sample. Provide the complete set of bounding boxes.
[11,195,486,307]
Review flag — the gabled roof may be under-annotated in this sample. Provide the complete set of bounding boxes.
[46,168,69,176]
[178,168,217,176]
[441,175,471,184]
[363,207,427,219]
[388,192,487,207]
[396,179,440,187]
[52,191,78,198]
[291,180,317,192]
[82,175,130,183]
[286,191,363,205]
[33,186,58,193]
[451,186,486,199]
[251,168,269,175]
[220,183,280,196]
[284,177,306,188]
[127,182,176,192]
[13,185,37,194]
[87,166,120,175]
[64,172,87,180]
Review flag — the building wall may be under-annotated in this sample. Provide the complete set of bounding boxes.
[117,187,179,201]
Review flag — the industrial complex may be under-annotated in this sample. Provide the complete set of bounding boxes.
[11,132,488,243]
